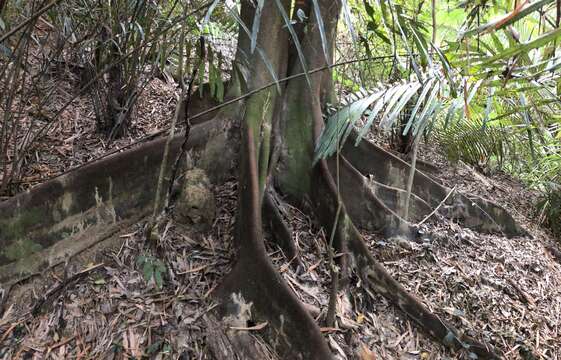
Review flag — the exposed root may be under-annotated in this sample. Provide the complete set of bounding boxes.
[203,313,276,360]
[30,263,104,316]
[263,186,300,265]
[214,123,331,359]
[367,176,433,212]
[306,55,497,356]
[402,153,442,175]
[312,157,501,359]
[214,250,330,359]
[347,233,500,359]
[326,156,417,238]
[342,131,526,237]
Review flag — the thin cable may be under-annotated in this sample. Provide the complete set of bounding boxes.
[21,56,390,186]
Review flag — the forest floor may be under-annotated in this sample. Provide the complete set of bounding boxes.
[1,102,561,359]
[1,57,561,359]
[0,32,235,200]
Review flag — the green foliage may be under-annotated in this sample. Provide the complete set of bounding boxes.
[318,0,561,236]
[136,255,166,289]
[538,188,561,239]
[208,60,225,102]
[525,152,561,237]
[315,70,447,162]
[435,118,525,170]
[2,0,560,235]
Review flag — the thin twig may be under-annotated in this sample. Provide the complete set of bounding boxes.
[416,186,456,226]
[151,91,184,219]
[326,79,346,328]
[404,119,430,221]
[0,0,65,43]
[165,38,204,212]
[325,204,341,327]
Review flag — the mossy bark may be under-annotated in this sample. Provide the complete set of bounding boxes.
[215,1,332,358]
[277,87,315,199]
[0,119,224,284]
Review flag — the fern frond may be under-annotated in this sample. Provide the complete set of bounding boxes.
[435,118,526,170]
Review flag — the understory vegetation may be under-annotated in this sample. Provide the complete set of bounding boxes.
[1,0,561,359]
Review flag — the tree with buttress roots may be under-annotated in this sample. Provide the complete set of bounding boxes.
[207,0,524,358]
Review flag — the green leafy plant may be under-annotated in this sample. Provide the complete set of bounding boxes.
[313,0,561,238]
[435,117,528,171]
[526,152,561,237]
[136,255,166,289]
[315,69,447,162]
[538,189,561,238]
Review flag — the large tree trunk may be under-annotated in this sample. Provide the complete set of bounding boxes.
[0,1,527,358]
[214,1,331,358]
[213,0,511,358]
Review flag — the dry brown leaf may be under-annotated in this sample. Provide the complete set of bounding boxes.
[358,342,376,360]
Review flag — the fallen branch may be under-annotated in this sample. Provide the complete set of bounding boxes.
[31,263,104,315]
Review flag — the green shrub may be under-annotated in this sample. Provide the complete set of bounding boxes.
[538,188,561,239]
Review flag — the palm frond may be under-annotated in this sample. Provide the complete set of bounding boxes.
[460,0,556,39]
[227,4,281,91]
[341,0,357,43]
[311,0,329,64]
[250,0,265,54]
[435,118,523,170]
[314,72,446,162]
[476,27,561,67]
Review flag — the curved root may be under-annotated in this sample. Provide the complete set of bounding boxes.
[342,131,526,238]
[263,186,301,264]
[214,250,330,359]
[214,122,331,359]
[327,156,419,238]
[312,157,501,359]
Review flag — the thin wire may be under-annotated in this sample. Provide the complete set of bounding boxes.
[19,56,391,186]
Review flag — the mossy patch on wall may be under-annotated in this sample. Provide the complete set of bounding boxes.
[3,238,43,261]
[0,208,46,241]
